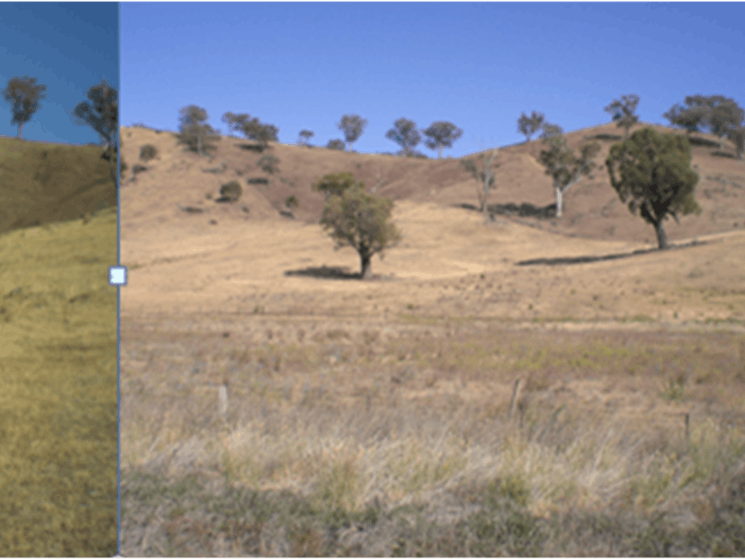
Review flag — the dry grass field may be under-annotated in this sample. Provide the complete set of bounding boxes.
[120,123,745,556]
[0,137,118,556]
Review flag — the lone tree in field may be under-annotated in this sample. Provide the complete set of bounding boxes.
[606,127,702,250]
[538,131,600,218]
[2,75,48,139]
[298,129,314,146]
[604,94,640,140]
[422,121,463,158]
[517,111,545,143]
[315,173,402,280]
[177,105,220,156]
[337,114,368,151]
[71,79,119,181]
[385,117,421,156]
[311,171,362,201]
[460,146,500,218]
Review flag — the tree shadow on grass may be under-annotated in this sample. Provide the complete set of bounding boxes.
[516,239,710,266]
[284,265,398,281]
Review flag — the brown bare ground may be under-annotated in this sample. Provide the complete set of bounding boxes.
[120,122,745,556]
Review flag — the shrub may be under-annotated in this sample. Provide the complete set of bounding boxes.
[285,195,299,211]
[219,180,242,202]
[327,139,346,150]
[247,177,269,185]
[139,144,158,161]
[132,164,148,174]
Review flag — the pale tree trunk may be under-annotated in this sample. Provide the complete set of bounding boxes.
[17,122,23,139]
[654,220,669,250]
[554,184,563,218]
[360,252,372,280]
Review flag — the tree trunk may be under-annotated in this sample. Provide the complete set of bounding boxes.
[17,122,23,139]
[654,219,669,250]
[198,132,203,156]
[360,253,372,280]
[554,184,563,218]
[438,146,443,159]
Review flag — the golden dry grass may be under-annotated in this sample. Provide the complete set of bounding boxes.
[0,208,118,556]
[120,122,745,556]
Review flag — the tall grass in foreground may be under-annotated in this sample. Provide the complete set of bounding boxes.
[121,322,745,556]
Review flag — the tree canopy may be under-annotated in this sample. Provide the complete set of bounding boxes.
[316,174,402,280]
[337,114,368,151]
[2,75,48,139]
[663,95,744,151]
[311,172,362,201]
[326,139,345,151]
[177,105,220,156]
[605,127,701,250]
[72,79,119,180]
[385,117,421,156]
[298,129,314,146]
[604,94,640,140]
[517,111,546,143]
[422,121,463,158]
[460,148,500,216]
[538,133,600,218]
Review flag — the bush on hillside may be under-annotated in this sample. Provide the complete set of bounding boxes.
[247,177,269,185]
[139,144,158,161]
[218,180,242,202]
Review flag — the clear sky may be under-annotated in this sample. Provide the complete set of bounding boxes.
[121,2,744,158]
[0,2,118,145]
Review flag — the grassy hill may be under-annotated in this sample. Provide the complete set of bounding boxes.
[0,135,117,235]
[120,121,745,246]
[0,136,118,556]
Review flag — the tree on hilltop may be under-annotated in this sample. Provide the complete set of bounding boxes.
[606,127,701,250]
[239,116,279,148]
[460,145,500,219]
[422,121,463,158]
[727,125,745,160]
[538,131,600,218]
[177,105,220,156]
[385,117,421,157]
[71,79,119,181]
[337,114,368,151]
[604,94,640,140]
[2,75,47,139]
[298,129,314,146]
[517,111,545,143]
[315,173,402,280]
[222,111,249,137]
[326,139,346,150]
[664,95,744,152]
[539,122,564,140]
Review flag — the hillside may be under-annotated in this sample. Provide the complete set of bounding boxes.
[0,136,117,236]
[120,121,745,246]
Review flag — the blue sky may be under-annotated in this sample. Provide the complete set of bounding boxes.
[0,2,118,145]
[121,2,744,158]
